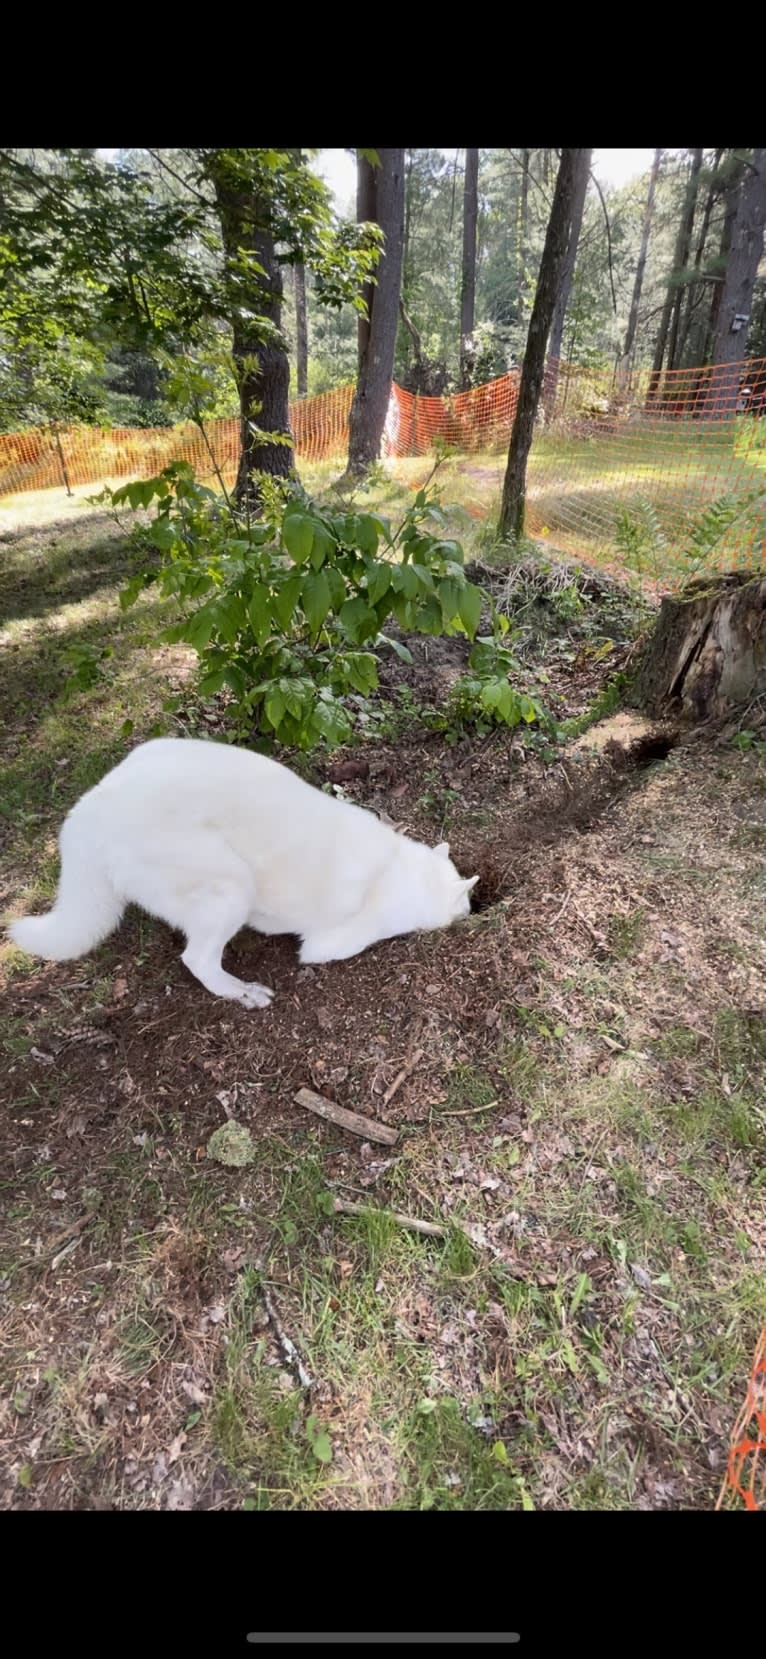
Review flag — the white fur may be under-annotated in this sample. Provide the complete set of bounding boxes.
[8,738,478,1008]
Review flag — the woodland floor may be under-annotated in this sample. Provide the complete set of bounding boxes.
[1,504,764,1510]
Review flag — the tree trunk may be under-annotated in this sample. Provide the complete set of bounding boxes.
[616,148,662,388]
[701,157,743,371]
[666,147,704,372]
[208,160,293,504]
[649,149,703,397]
[638,573,766,721]
[459,147,479,388]
[499,148,593,541]
[544,154,591,415]
[403,148,414,301]
[294,261,308,397]
[704,149,766,417]
[676,148,723,366]
[517,149,530,320]
[347,148,405,474]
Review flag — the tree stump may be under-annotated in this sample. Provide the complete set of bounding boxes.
[638,573,766,722]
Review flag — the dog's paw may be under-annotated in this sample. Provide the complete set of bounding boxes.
[237,981,274,1010]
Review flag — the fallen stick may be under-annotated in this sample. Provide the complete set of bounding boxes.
[259,1277,314,1391]
[333,1197,446,1239]
[440,1099,499,1118]
[550,887,572,927]
[294,1086,398,1146]
[571,897,607,951]
[30,1211,95,1271]
[382,1047,424,1107]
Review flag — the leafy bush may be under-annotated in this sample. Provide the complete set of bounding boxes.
[444,638,547,735]
[110,461,541,750]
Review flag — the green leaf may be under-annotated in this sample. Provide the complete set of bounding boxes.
[480,680,504,712]
[282,513,314,564]
[199,668,227,697]
[224,664,247,695]
[378,632,413,665]
[435,538,465,564]
[458,583,483,638]
[123,478,158,511]
[407,534,436,565]
[247,586,273,648]
[148,517,176,552]
[211,596,246,645]
[271,571,303,629]
[497,683,520,724]
[279,678,307,719]
[264,688,286,730]
[309,522,335,569]
[437,577,464,623]
[306,1416,333,1465]
[302,569,331,635]
[324,564,347,612]
[353,514,381,556]
[120,573,150,610]
[393,564,420,600]
[391,592,415,629]
[185,605,218,653]
[413,596,444,636]
[366,561,392,606]
[518,694,539,724]
[310,701,351,744]
[344,652,378,695]
[339,595,378,644]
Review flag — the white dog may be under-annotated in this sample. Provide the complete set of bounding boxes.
[9,738,478,1008]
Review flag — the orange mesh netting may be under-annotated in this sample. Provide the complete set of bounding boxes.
[716,1324,766,1512]
[1,357,765,590]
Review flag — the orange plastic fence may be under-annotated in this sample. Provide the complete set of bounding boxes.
[1,357,765,584]
[716,1323,766,1512]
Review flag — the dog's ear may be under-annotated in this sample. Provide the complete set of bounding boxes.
[434,841,450,859]
[463,874,479,892]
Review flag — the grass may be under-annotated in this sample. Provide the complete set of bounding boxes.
[1,510,765,1511]
[4,412,765,586]
[301,425,766,589]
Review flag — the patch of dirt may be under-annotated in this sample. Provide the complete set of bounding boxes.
[376,629,469,703]
[4,721,763,1510]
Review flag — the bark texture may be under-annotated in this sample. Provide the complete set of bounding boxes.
[208,159,293,503]
[500,148,593,540]
[294,261,308,398]
[638,574,766,721]
[347,149,405,474]
[459,147,479,388]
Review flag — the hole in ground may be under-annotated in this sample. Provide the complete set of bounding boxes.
[605,730,679,769]
[456,726,680,914]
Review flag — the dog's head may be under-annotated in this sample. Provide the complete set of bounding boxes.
[428,840,479,925]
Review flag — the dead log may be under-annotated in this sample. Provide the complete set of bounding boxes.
[637,573,766,722]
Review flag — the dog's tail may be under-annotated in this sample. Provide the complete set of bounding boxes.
[9,817,124,961]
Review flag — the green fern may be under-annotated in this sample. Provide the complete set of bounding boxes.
[616,486,766,583]
[614,496,668,573]
[682,486,765,572]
